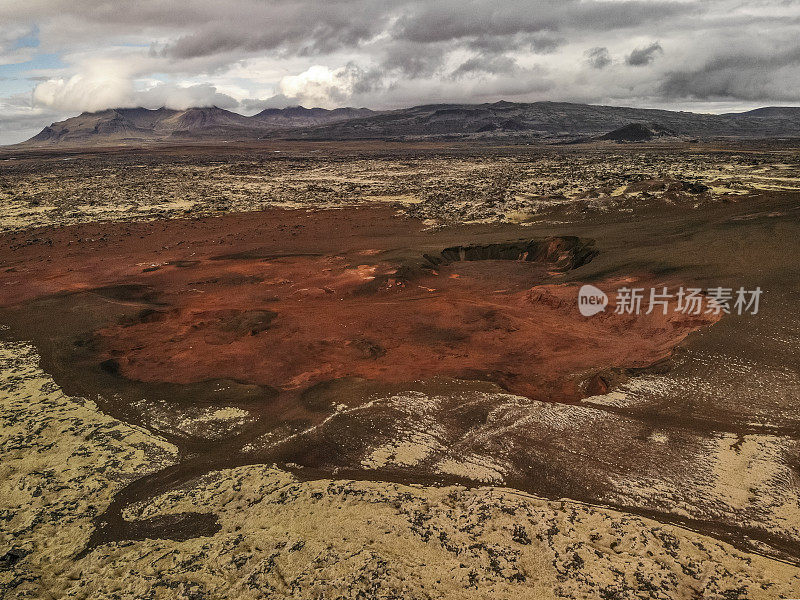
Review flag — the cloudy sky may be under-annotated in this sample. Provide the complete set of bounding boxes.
[1,0,799,143]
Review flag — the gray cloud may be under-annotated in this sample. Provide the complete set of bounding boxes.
[585,47,611,70]
[461,32,564,56]
[451,55,518,78]
[527,33,565,55]
[1,0,799,138]
[626,42,663,66]
[379,41,448,78]
[660,47,800,101]
[162,2,393,60]
[392,0,690,44]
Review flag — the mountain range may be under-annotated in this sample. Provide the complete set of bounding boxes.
[15,102,800,147]
[23,106,374,146]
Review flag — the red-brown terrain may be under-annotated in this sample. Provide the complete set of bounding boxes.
[0,205,715,404]
[0,203,729,553]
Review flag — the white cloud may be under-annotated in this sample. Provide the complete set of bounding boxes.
[29,48,239,112]
[33,74,133,112]
[277,65,363,108]
[33,75,239,112]
[135,82,239,109]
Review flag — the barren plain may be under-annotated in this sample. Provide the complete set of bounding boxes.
[1,141,799,599]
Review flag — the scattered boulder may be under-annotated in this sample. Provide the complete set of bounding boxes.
[681,181,710,194]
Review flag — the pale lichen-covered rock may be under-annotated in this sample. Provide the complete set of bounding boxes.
[2,340,799,599]
[0,339,178,599]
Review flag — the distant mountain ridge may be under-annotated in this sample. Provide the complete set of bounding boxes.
[17,101,800,147]
[24,105,375,146]
[253,106,373,127]
[288,101,800,141]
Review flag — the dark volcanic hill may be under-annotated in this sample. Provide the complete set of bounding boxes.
[597,122,677,142]
[17,101,800,147]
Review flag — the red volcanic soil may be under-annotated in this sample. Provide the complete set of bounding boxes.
[0,206,717,402]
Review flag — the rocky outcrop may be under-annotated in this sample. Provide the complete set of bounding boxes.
[598,122,676,142]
